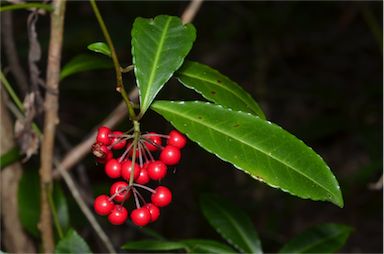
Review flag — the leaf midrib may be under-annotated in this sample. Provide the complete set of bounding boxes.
[142,16,172,109]
[210,202,259,253]
[179,70,255,113]
[155,102,336,200]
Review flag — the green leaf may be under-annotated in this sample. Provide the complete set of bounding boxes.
[199,194,262,253]
[121,240,186,251]
[87,42,111,57]
[181,239,237,253]
[151,101,344,207]
[18,169,40,237]
[132,15,196,115]
[53,183,70,234]
[0,147,21,169]
[60,54,113,80]
[176,61,265,119]
[279,223,353,253]
[55,229,92,253]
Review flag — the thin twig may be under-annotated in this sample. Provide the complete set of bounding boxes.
[181,0,204,24]
[39,0,66,252]
[54,159,116,253]
[1,11,29,96]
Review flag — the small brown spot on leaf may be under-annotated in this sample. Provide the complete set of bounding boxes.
[233,124,240,128]
[197,116,202,120]
[217,80,222,83]
[210,91,216,95]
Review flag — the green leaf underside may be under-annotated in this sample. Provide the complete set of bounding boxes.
[121,240,186,251]
[60,54,113,80]
[176,61,265,119]
[200,195,262,253]
[87,42,111,57]
[181,239,236,253]
[55,229,92,253]
[151,101,343,207]
[132,15,196,115]
[279,223,353,253]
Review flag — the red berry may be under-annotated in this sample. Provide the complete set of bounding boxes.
[167,130,186,149]
[160,146,181,165]
[108,205,128,225]
[144,132,162,151]
[109,181,130,202]
[92,142,113,164]
[96,126,112,145]
[136,163,150,185]
[144,203,160,222]
[147,161,167,180]
[94,195,114,216]
[121,160,140,181]
[111,131,126,150]
[151,186,172,207]
[131,207,151,227]
[105,159,121,178]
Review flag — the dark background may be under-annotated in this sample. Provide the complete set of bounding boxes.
[3,1,383,253]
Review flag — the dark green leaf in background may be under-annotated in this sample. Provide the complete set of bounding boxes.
[55,229,92,253]
[18,169,40,237]
[176,61,265,119]
[53,183,70,235]
[121,240,185,251]
[151,101,344,207]
[87,42,111,57]
[60,54,113,80]
[199,194,262,253]
[0,147,21,169]
[132,15,196,115]
[182,239,237,253]
[278,223,353,253]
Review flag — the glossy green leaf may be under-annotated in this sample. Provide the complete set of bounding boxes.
[87,42,111,57]
[182,239,237,253]
[132,15,196,115]
[279,223,353,253]
[199,194,262,253]
[60,54,113,80]
[53,183,70,234]
[151,101,343,207]
[55,229,92,253]
[176,61,265,119]
[121,240,186,251]
[18,169,40,237]
[0,147,21,169]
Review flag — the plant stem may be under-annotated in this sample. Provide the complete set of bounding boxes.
[89,0,137,121]
[0,3,53,12]
[0,71,41,136]
[40,0,66,251]
[129,121,141,186]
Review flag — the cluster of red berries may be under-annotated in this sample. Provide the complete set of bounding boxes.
[92,126,186,226]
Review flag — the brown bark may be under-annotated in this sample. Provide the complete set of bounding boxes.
[0,94,36,252]
[39,0,66,252]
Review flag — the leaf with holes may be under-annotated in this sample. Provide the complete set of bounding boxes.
[279,223,353,253]
[176,61,265,118]
[132,15,196,115]
[199,194,262,253]
[151,101,343,207]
